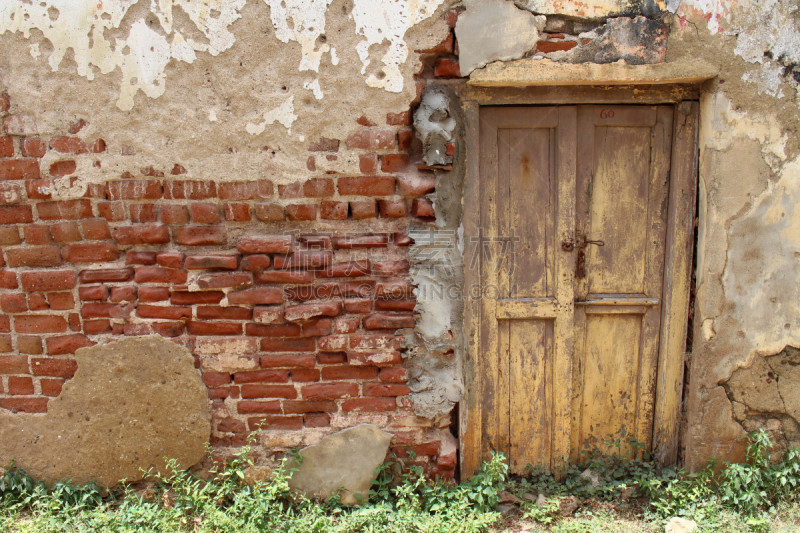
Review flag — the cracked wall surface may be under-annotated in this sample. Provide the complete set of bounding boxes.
[1,0,799,483]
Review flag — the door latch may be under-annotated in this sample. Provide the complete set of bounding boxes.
[561,237,575,252]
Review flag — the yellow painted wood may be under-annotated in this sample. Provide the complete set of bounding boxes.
[463,99,697,478]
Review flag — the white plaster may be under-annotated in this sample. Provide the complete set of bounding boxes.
[0,0,245,110]
[263,0,334,73]
[246,96,297,135]
[304,79,324,100]
[351,0,445,92]
[667,0,729,34]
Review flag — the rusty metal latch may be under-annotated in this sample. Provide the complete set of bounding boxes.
[561,237,575,251]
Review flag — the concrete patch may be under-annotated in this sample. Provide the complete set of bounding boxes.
[566,16,668,65]
[288,424,391,504]
[456,0,545,76]
[0,336,210,486]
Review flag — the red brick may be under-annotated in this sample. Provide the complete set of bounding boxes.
[372,260,410,277]
[376,281,415,298]
[333,316,360,334]
[260,337,315,352]
[224,203,251,221]
[241,384,297,399]
[300,318,331,337]
[50,136,88,154]
[338,176,395,196]
[537,40,577,53]
[283,400,336,414]
[397,173,436,196]
[332,234,389,249]
[0,398,48,413]
[386,111,412,126]
[434,57,461,77]
[284,301,342,322]
[173,226,226,245]
[16,337,41,354]
[364,313,415,330]
[0,335,11,352]
[348,350,403,366]
[186,321,242,335]
[1,293,27,313]
[254,271,311,286]
[109,286,136,302]
[111,223,169,245]
[106,180,162,200]
[247,415,302,431]
[197,272,252,290]
[412,198,435,218]
[0,159,40,180]
[237,235,292,254]
[217,180,273,200]
[137,304,192,320]
[8,376,34,395]
[228,287,284,305]
[320,201,348,220]
[350,200,377,219]
[0,226,20,245]
[346,129,396,150]
[170,290,224,304]
[0,136,13,157]
[125,251,156,266]
[342,397,397,412]
[129,204,159,223]
[31,357,77,377]
[28,293,47,311]
[286,203,316,221]
[183,254,239,271]
[161,204,190,224]
[46,334,93,355]
[398,128,413,151]
[190,202,221,223]
[237,400,282,414]
[278,183,304,199]
[156,251,183,268]
[233,369,289,384]
[15,315,67,333]
[0,182,22,206]
[138,286,169,302]
[62,242,118,263]
[363,383,411,396]
[49,160,77,177]
[274,251,332,270]
[83,319,111,334]
[298,235,331,249]
[0,270,16,289]
[80,302,133,319]
[134,266,187,283]
[41,378,65,397]
[80,219,112,240]
[350,334,402,351]
[308,137,340,152]
[20,270,77,292]
[152,321,185,337]
[376,298,416,311]
[379,367,407,383]
[246,323,302,337]
[304,413,330,427]
[379,198,407,217]
[162,180,216,200]
[0,355,29,373]
[21,137,46,157]
[321,365,379,380]
[359,153,378,174]
[253,203,284,221]
[292,368,320,381]
[302,382,358,400]
[0,205,33,224]
[381,154,410,172]
[50,221,82,242]
[303,178,334,197]
[140,166,164,177]
[98,201,126,221]
[260,353,316,368]
[217,419,247,433]
[79,268,133,283]
[90,139,106,153]
[202,372,231,387]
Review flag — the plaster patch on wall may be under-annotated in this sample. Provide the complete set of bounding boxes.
[666,0,730,34]
[0,0,245,110]
[352,0,446,92]
[246,96,298,135]
[263,0,334,74]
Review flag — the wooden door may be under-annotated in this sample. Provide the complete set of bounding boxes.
[462,103,697,476]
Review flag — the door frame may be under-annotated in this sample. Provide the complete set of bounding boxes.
[459,85,700,478]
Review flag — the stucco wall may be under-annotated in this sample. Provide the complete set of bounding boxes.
[1,0,798,482]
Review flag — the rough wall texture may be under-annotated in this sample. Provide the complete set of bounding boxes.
[0,0,799,483]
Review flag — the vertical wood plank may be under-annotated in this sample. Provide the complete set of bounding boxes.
[653,101,699,464]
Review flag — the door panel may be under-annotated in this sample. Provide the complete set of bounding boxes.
[470,104,679,475]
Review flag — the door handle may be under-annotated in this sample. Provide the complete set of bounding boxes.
[577,235,604,248]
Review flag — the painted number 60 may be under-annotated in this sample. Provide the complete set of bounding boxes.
[600,108,615,119]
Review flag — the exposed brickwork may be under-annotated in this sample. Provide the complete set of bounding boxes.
[0,87,454,478]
